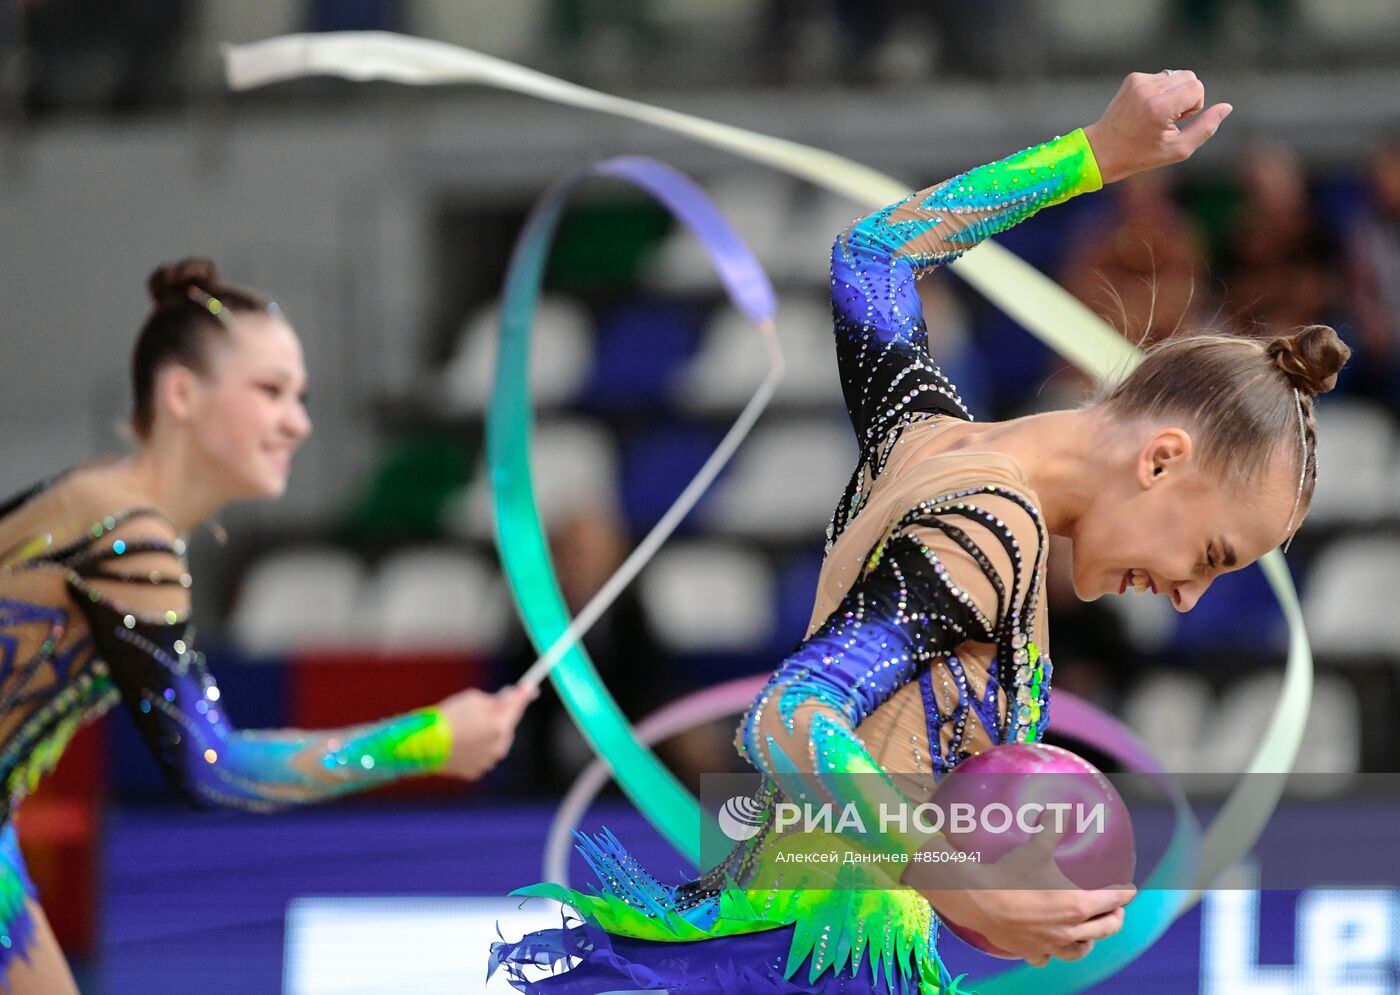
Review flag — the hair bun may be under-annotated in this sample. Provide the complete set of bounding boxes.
[1266,324,1351,396]
[147,258,220,307]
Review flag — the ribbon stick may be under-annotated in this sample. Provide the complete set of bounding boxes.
[489,154,779,862]
[225,33,1313,993]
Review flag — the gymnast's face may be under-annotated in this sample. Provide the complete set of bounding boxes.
[171,313,312,501]
[1068,426,1298,611]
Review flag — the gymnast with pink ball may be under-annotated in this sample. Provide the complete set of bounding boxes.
[485,65,1351,994]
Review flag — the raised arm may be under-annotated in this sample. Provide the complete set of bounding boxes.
[736,485,1048,858]
[831,129,1103,445]
[66,515,525,810]
[831,69,1233,449]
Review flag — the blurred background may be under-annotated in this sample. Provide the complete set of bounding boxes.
[2,0,1400,991]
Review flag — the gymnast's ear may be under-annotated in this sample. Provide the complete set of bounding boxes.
[1136,428,1193,489]
[154,363,202,427]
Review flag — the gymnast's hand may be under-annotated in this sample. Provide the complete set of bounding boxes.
[1082,69,1233,185]
[436,684,539,780]
[905,821,1136,967]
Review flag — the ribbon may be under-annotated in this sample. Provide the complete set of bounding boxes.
[224,33,1312,993]
[489,154,779,861]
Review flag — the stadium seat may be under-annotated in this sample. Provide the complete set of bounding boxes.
[1045,0,1164,58]
[1308,398,1396,523]
[1299,0,1400,46]
[678,294,840,411]
[619,423,727,534]
[445,418,620,539]
[1166,566,1287,654]
[703,419,857,539]
[771,547,829,650]
[645,171,819,288]
[412,0,547,59]
[364,548,511,653]
[639,542,774,652]
[1123,671,1214,774]
[1302,536,1400,657]
[442,295,594,413]
[582,300,706,409]
[1213,672,1360,789]
[229,547,367,655]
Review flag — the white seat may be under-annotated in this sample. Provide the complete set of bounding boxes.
[1045,0,1164,56]
[194,1,300,48]
[444,419,619,540]
[1308,398,1396,523]
[1299,0,1400,45]
[1213,673,1360,793]
[1292,675,1362,781]
[442,295,593,413]
[649,0,764,33]
[639,543,774,652]
[678,295,839,412]
[1385,449,1400,518]
[646,172,825,289]
[1302,536,1400,657]
[1122,671,1214,774]
[363,548,510,653]
[703,419,857,539]
[230,547,367,655]
[411,0,548,59]
[1206,672,1282,777]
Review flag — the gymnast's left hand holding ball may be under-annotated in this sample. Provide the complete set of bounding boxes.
[0,258,531,993]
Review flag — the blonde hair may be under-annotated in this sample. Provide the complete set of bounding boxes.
[1100,324,1351,508]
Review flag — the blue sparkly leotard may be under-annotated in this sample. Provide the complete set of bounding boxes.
[0,473,454,972]
[490,128,1104,995]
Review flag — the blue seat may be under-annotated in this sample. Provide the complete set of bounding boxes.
[619,424,727,534]
[969,307,1056,413]
[582,301,706,409]
[308,0,401,32]
[770,547,828,655]
[1164,567,1287,654]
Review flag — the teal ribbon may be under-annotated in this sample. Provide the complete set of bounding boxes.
[488,156,776,862]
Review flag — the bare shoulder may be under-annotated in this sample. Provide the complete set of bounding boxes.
[0,458,175,561]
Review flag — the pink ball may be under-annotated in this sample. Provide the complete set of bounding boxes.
[929,743,1136,959]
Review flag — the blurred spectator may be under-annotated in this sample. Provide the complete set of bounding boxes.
[1061,169,1211,348]
[1343,139,1400,405]
[760,0,1044,86]
[1218,140,1341,337]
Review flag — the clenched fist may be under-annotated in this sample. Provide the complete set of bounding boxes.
[436,684,538,780]
[1083,70,1233,185]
